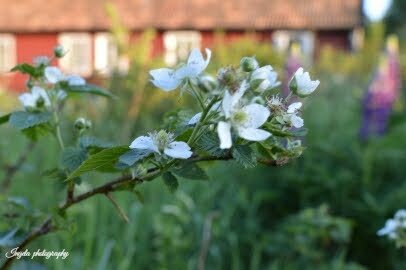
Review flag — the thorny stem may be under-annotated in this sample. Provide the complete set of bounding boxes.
[0,155,276,270]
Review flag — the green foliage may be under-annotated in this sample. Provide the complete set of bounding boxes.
[61,84,115,98]
[0,113,10,125]
[118,149,153,166]
[232,144,257,168]
[162,172,179,193]
[11,64,42,78]
[67,146,129,180]
[171,162,209,181]
[61,147,88,172]
[9,111,51,130]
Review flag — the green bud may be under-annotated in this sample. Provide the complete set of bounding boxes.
[198,75,217,92]
[74,117,92,131]
[53,45,66,58]
[240,57,259,72]
[26,79,34,89]
[36,97,45,108]
[217,67,241,93]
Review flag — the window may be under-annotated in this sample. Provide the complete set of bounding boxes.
[94,33,121,74]
[272,31,315,56]
[163,31,201,66]
[0,34,16,73]
[58,33,92,76]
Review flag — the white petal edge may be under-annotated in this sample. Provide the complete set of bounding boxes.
[164,141,193,159]
[66,75,86,86]
[130,136,159,153]
[237,127,271,142]
[149,68,181,91]
[44,66,64,83]
[217,121,232,149]
[241,104,270,128]
[188,112,202,125]
[287,102,302,113]
[32,86,51,107]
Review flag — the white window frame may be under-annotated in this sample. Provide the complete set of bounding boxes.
[272,30,315,57]
[58,33,92,76]
[163,31,201,66]
[94,33,121,75]
[0,34,16,73]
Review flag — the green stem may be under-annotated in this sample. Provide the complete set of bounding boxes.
[187,97,219,146]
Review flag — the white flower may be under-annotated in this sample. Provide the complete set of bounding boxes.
[250,65,280,92]
[289,67,320,97]
[18,86,51,109]
[285,102,304,128]
[217,82,271,149]
[149,48,211,91]
[45,66,64,83]
[130,130,193,159]
[44,66,85,86]
[377,219,398,237]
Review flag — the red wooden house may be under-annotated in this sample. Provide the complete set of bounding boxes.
[0,0,362,91]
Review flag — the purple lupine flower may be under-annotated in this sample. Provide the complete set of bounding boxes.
[360,45,401,140]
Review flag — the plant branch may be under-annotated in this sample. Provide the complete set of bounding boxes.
[0,154,276,269]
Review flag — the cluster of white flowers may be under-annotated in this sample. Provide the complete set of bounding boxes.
[18,64,85,110]
[377,209,406,247]
[131,48,320,160]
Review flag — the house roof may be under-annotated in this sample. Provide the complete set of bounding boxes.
[0,0,362,33]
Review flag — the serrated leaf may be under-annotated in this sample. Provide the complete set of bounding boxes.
[196,132,228,157]
[9,111,52,130]
[162,172,179,193]
[171,162,209,180]
[66,146,129,180]
[42,168,67,181]
[232,145,257,168]
[61,147,88,172]
[11,63,41,77]
[119,148,153,166]
[21,124,50,141]
[63,84,115,98]
[0,113,11,125]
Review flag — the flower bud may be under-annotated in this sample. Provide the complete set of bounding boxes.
[240,57,259,72]
[289,67,320,97]
[74,117,92,131]
[53,45,66,58]
[217,67,241,92]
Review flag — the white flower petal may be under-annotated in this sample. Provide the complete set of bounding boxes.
[222,90,233,119]
[217,121,232,149]
[377,219,398,236]
[237,127,271,141]
[186,48,211,77]
[287,102,302,113]
[149,68,181,91]
[130,136,159,153]
[294,67,320,96]
[65,75,86,86]
[164,141,193,159]
[18,93,36,108]
[241,104,270,128]
[290,114,304,128]
[44,66,64,83]
[188,112,202,125]
[32,86,51,107]
[231,80,249,107]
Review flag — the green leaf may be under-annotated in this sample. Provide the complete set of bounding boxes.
[42,168,67,181]
[61,147,88,172]
[171,162,209,181]
[63,84,115,98]
[21,124,51,141]
[162,172,179,193]
[232,144,257,168]
[11,63,41,77]
[9,111,52,130]
[265,124,308,137]
[196,132,228,157]
[67,146,129,180]
[133,190,145,204]
[0,113,11,125]
[119,148,153,166]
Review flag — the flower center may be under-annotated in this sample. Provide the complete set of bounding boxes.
[152,130,174,151]
[232,110,248,125]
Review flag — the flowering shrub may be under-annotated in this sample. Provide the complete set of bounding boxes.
[0,47,319,268]
[378,209,406,248]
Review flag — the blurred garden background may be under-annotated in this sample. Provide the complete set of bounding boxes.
[1,0,406,269]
